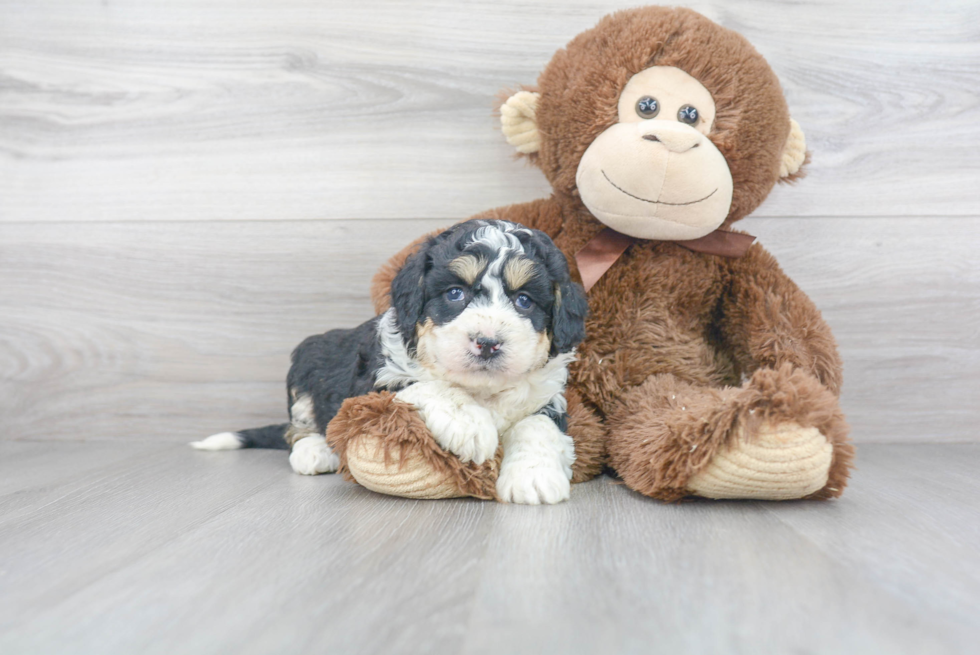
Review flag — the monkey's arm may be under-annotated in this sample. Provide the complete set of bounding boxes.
[371,198,565,314]
[717,245,843,395]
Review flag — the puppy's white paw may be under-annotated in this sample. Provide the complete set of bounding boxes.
[495,414,574,504]
[430,404,499,465]
[423,405,498,464]
[396,383,499,464]
[496,462,571,505]
[289,435,340,475]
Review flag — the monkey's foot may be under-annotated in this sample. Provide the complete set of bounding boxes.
[326,391,500,500]
[346,438,466,499]
[687,421,834,500]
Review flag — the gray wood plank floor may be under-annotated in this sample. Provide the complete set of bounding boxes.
[1,442,977,655]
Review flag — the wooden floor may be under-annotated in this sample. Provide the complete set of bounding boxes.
[1,441,977,655]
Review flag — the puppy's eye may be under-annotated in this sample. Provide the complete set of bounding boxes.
[514,293,533,310]
[677,105,699,125]
[636,96,659,119]
[445,287,465,302]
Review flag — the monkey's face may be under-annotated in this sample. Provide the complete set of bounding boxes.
[498,7,807,230]
[574,66,735,240]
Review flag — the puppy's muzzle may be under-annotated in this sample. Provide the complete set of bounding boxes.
[470,336,503,361]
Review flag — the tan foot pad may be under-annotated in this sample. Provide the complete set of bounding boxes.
[346,439,465,500]
[687,422,833,500]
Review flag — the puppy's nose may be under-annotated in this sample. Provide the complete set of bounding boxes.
[473,336,503,360]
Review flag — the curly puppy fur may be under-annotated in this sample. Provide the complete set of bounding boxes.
[195,219,587,502]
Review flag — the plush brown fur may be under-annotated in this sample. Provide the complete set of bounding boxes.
[326,391,501,500]
[605,364,851,502]
[337,6,852,501]
[565,386,607,483]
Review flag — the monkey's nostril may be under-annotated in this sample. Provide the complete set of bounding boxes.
[642,134,660,142]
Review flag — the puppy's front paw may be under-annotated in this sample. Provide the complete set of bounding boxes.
[289,435,340,475]
[429,404,499,465]
[496,463,571,505]
[395,382,499,464]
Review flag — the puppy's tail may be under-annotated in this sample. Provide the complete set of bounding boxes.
[189,423,291,451]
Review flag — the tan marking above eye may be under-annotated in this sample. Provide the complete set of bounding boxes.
[448,255,487,285]
[503,257,536,290]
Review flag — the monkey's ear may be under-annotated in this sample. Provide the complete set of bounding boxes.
[779,118,808,179]
[500,91,541,155]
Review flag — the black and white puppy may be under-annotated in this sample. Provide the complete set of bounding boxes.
[191,219,588,504]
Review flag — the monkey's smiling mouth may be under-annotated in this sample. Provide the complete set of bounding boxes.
[601,170,717,206]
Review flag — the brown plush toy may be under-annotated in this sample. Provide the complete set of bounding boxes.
[325,6,854,502]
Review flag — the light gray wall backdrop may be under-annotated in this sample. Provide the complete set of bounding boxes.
[2,0,978,443]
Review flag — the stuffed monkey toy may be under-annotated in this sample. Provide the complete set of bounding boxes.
[326,6,854,502]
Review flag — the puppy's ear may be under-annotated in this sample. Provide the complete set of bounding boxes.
[389,243,429,350]
[389,225,470,347]
[523,229,589,355]
[551,278,588,355]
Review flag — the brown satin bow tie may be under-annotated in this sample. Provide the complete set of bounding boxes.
[574,227,757,292]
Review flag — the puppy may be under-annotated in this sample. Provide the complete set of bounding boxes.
[191,219,589,504]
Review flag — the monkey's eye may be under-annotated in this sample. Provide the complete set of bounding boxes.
[445,287,465,302]
[677,105,699,125]
[635,96,659,119]
[514,293,533,310]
